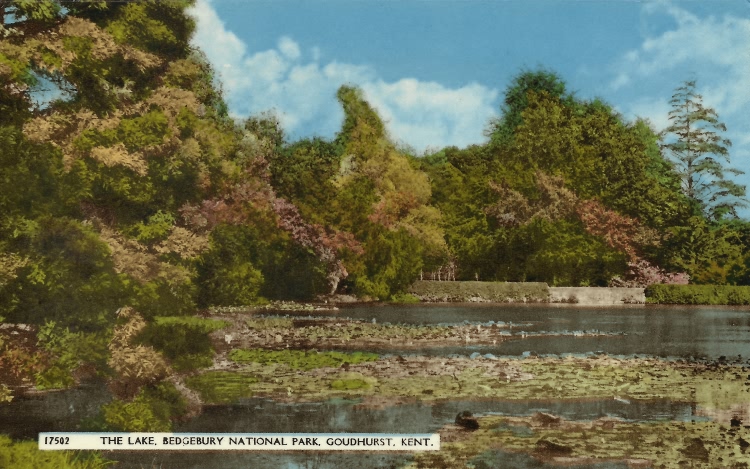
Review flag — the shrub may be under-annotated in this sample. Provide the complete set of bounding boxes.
[645,284,750,305]
[108,308,170,398]
[1,384,12,403]
[137,316,228,371]
[101,382,187,432]
[0,341,46,388]
[0,435,112,469]
[609,259,689,288]
[0,218,131,330]
[35,322,109,389]
[388,293,420,304]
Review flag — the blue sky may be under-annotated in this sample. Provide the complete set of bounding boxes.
[188,0,750,208]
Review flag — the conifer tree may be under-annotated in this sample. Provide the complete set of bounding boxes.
[661,80,746,220]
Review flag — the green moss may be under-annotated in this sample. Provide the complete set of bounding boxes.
[330,378,371,390]
[228,349,379,370]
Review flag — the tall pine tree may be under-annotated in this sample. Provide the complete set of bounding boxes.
[661,80,746,220]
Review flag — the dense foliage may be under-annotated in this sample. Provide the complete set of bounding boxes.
[645,284,750,305]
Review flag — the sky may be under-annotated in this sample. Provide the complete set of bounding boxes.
[187,0,750,207]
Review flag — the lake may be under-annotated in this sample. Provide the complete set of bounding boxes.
[4,303,750,468]
[302,303,750,359]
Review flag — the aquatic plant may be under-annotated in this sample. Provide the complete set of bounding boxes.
[228,349,378,370]
[184,371,259,404]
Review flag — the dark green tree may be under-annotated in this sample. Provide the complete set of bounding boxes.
[661,80,746,220]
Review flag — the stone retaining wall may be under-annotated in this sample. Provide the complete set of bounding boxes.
[549,287,645,305]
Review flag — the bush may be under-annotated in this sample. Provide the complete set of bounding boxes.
[388,293,420,304]
[645,284,750,305]
[131,278,197,320]
[35,322,109,389]
[0,435,112,469]
[108,308,170,398]
[138,316,228,371]
[101,382,187,432]
[0,218,131,330]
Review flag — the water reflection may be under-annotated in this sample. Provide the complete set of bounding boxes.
[0,382,110,439]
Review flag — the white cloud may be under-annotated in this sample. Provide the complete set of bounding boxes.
[278,36,301,60]
[609,2,750,130]
[187,0,498,152]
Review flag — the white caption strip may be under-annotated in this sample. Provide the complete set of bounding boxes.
[39,433,440,451]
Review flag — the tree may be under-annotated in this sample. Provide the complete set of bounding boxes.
[487,68,574,145]
[661,80,746,220]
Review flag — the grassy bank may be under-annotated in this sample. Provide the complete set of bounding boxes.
[408,281,549,303]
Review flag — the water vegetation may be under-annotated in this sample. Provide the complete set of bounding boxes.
[185,354,750,408]
[224,316,524,350]
[228,349,379,370]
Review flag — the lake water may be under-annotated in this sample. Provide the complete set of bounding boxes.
[292,303,750,359]
[4,304,750,468]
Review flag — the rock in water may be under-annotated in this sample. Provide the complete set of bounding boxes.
[530,412,561,428]
[681,438,709,462]
[455,411,480,430]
